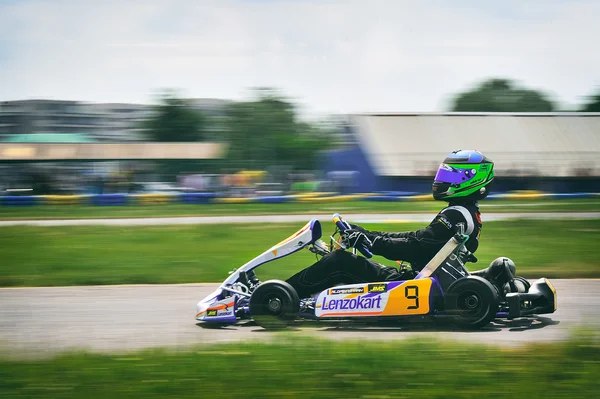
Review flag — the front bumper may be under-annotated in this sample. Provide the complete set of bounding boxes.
[505,278,557,318]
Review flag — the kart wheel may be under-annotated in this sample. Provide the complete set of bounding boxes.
[249,280,299,330]
[445,276,499,329]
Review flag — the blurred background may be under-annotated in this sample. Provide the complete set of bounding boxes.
[1,84,599,199]
[0,0,599,201]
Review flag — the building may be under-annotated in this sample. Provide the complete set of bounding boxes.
[0,98,232,143]
[0,100,106,141]
[325,113,600,193]
[81,103,153,142]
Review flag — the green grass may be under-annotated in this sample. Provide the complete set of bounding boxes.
[1,335,599,398]
[1,219,599,287]
[1,198,600,220]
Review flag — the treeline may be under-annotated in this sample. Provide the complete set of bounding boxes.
[450,78,600,112]
[142,89,339,173]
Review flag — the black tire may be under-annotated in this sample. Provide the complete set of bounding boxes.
[249,280,300,330]
[444,276,499,329]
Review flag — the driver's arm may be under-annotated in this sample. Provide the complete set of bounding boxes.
[355,211,460,240]
[366,213,461,261]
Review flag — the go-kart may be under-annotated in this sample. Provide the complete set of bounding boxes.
[195,213,557,329]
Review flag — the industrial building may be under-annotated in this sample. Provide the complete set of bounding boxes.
[325,113,600,193]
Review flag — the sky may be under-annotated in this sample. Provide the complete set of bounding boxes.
[1,0,599,118]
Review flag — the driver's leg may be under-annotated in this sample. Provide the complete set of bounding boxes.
[286,250,402,299]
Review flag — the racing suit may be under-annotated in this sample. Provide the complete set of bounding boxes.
[286,201,482,299]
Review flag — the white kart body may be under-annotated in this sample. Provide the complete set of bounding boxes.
[195,219,323,321]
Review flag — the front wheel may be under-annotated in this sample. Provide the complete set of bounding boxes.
[249,280,300,330]
[444,276,499,329]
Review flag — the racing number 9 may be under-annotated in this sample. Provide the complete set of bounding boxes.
[404,285,419,309]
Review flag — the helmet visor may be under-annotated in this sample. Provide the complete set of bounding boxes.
[434,163,474,185]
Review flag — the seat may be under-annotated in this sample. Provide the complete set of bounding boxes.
[471,257,516,291]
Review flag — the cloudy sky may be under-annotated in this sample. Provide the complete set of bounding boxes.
[1,0,598,116]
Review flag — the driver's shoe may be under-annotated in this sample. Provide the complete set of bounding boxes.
[239,270,261,290]
[247,270,260,286]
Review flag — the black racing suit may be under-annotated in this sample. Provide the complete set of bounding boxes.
[286,200,482,299]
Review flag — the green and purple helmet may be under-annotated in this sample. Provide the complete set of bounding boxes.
[432,150,494,201]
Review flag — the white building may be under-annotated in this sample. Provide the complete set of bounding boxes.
[351,112,600,178]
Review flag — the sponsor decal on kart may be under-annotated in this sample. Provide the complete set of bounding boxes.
[367,283,387,293]
[205,300,234,317]
[317,283,390,317]
[206,308,234,317]
[316,279,433,317]
[329,287,365,295]
[321,295,383,311]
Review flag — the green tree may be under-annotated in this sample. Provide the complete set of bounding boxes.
[579,91,600,112]
[142,91,206,142]
[222,89,330,171]
[450,78,556,112]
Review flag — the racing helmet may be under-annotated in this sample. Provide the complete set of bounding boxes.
[432,150,494,201]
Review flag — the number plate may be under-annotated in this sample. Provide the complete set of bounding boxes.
[380,279,432,316]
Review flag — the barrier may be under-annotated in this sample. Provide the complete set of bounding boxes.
[41,195,85,205]
[290,192,337,199]
[213,197,257,204]
[90,194,128,206]
[1,195,38,206]
[1,191,598,206]
[363,194,434,202]
[179,193,215,204]
[133,193,176,205]
[297,194,368,203]
[489,190,546,200]
[402,194,434,201]
[375,191,420,197]
[256,196,292,204]
[546,192,600,199]
[364,195,403,202]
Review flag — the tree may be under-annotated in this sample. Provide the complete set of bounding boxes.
[579,91,600,112]
[222,88,331,171]
[142,91,206,142]
[450,78,556,112]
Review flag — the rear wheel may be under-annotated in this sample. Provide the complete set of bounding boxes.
[445,276,499,329]
[249,280,300,330]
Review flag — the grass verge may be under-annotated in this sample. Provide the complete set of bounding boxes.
[1,198,600,220]
[1,334,599,398]
[1,219,599,287]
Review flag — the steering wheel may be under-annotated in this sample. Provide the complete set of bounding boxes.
[332,213,373,259]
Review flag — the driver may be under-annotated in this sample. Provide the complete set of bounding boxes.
[286,150,495,299]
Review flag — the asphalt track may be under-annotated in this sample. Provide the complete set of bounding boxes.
[1,212,599,226]
[1,280,598,357]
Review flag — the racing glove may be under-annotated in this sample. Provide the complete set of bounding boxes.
[341,229,374,250]
[349,223,377,241]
